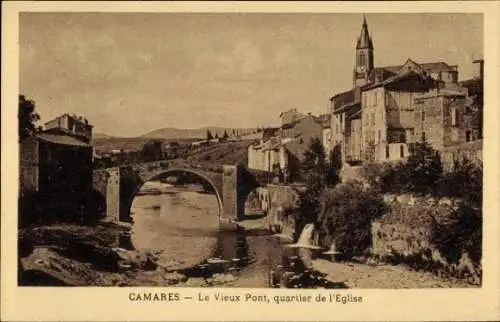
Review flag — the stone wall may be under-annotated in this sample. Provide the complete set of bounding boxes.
[92,169,110,199]
[371,193,481,283]
[92,168,120,222]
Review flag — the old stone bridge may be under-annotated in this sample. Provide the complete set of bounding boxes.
[92,160,266,223]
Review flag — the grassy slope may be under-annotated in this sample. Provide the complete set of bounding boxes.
[185,140,254,166]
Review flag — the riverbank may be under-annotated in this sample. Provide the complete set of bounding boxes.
[311,258,478,288]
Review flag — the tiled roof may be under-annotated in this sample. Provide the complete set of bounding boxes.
[363,70,435,91]
[332,87,362,112]
[37,133,91,147]
[420,62,455,73]
[370,61,455,82]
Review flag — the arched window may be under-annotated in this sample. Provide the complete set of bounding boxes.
[360,52,366,66]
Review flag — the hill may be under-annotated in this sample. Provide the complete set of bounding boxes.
[185,140,254,165]
[141,126,258,140]
[92,137,199,153]
[93,132,116,139]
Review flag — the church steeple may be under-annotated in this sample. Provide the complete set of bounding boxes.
[356,15,373,49]
[353,14,374,87]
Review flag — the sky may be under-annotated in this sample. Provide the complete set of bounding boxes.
[19,13,483,137]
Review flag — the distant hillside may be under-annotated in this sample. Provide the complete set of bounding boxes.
[141,126,259,140]
[93,132,116,139]
[92,137,198,153]
[185,140,254,166]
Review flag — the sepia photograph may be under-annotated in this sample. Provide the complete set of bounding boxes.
[3,2,500,321]
[16,11,485,289]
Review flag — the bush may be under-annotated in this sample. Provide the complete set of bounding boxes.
[359,161,406,193]
[430,202,482,264]
[439,157,482,206]
[404,140,443,195]
[316,182,387,257]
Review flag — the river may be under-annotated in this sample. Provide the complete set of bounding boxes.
[130,181,342,288]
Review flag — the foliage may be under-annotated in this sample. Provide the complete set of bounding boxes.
[439,157,483,206]
[360,139,443,195]
[404,139,443,195]
[206,129,213,140]
[293,138,342,237]
[222,130,229,141]
[140,139,164,162]
[19,95,41,141]
[325,144,342,187]
[430,202,482,264]
[301,137,326,178]
[316,182,387,256]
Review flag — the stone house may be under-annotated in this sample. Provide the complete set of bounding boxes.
[247,137,291,173]
[20,114,94,220]
[43,113,93,143]
[331,87,363,164]
[361,71,437,162]
[413,88,469,151]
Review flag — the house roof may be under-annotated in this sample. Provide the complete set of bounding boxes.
[362,70,435,91]
[460,77,483,96]
[314,114,331,128]
[331,87,362,113]
[369,60,456,83]
[37,133,91,147]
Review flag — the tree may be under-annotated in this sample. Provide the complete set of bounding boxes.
[222,130,229,141]
[404,138,443,195]
[141,139,164,162]
[19,95,41,141]
[292,137,329,238]
[206,129,213,140]
[326,144,342,187]
[316,182,387,257]
[214,132,219,139]
[301,137,327,178]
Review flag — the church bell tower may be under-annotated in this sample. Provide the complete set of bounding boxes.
[353,15,374,87]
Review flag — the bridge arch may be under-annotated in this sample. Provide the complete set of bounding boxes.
[126,168,224,221]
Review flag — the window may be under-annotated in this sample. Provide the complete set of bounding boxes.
[451,128,459,142]
[422,131,426,141]
[400,145,405,158]
[377,130,381,144]
[422,111,426,122]
[374,92,378,106]
[372,113,375,126]
[360,52,365,66]
[466,131,471,142]
[451,108,458,126]
[386,145,390,159]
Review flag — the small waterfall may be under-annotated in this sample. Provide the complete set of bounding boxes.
[296,223,315,247]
